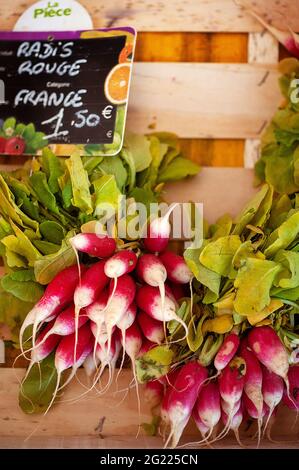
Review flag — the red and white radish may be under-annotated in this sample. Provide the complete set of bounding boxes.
[283,365,299,410]
[143,214,171,253]
[45,323,92,413]
[104,274,136,354]
[248,327,290,392]
[136,285,188,340]
[164,361,208,448]
[122,321,143,416]
[193,381,221,443]
[71,233,116,258]
[20,264,84,353]
[262,365,284,433]
[159,251,193,284]
[137,310,165,344]
[214,333,240,373]
[104,250,137,278]
[218,356,246,440]
[241,345,264,445]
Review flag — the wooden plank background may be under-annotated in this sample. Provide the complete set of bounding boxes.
[0,0,296,168]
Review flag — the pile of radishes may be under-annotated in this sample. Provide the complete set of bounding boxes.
[19,214,193,415]
[146,329,299,448]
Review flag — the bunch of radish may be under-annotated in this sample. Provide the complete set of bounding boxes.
[19,214,193,415]
[148,329,299,448]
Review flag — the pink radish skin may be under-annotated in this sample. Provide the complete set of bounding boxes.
[164,361,208,448]
[71,233,116,258]
[262,366,284,412]
[144,380,164,407]
[221,407,243,446]
[116,302,137,330]
[214,333,240,372]
[262,365,284,434]
[104,250,137,278]
[248,326,289,386]
[143,216,171,253]
[74,260,109,311]
[193,410,210,438]
[137,310,165,344]
[44,323,92,413]
[90,321,116,346]
[136,285,179,323]
[241,346,263,414]
[85,290,109,323]
[159,251,193,284]
[95,332,122,393]
[221,398,241,417]
[137,254,167,287]
[20,264,85,351]
[160,369,181,426]
[243,394,267,420]
[122,322,143,414]
[167,282,186,301]
[104,275,136,351]
[219,357,246,408]
[194,382,221,440]
[241,345,264,445]
[283,365,299,410]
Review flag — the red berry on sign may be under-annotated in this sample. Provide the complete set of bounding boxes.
[5,137,26,155]
[0,137,7,153]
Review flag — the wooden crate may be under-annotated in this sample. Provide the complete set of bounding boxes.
[0,0,299,448]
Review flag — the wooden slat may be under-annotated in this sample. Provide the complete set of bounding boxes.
[179,139,244,167]
[128,63,280,139]
[135,33,248,63]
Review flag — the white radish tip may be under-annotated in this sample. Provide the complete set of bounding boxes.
[150,218,171,238]
[71,234,88,250]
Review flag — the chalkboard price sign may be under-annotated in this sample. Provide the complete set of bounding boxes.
[0,28,136,156]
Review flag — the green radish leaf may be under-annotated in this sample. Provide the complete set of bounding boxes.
[39,220,65,245]
[1,270,44,303]
[234,258,282,316]
[19,353,61,414]
[187,310,210,352]
[33,240,60,255]
[142,416,161,437]
[264,211,299,258]
[5,249,27,268]
[29,171,60,216]
[184,246,221,301]
[274,250,299,289]
[120,148,136,191]
[210,214,233,240]
[199,235,241,278]
[93,174,121,217]
[58,170,73,210]
[157,156,200,183]
[65,152,93,214]
[95,156,128,191]
[1,221,42,267]
[82,156,103,174]
[232,184,270,235]
[34,234,76,285]
[124,132,152,172]
[41,147,64,194]
[135,345,174,383]
[0,174,39,230]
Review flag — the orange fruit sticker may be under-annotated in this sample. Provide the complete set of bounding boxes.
[104,63,131,105]
[119,44,133,63]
